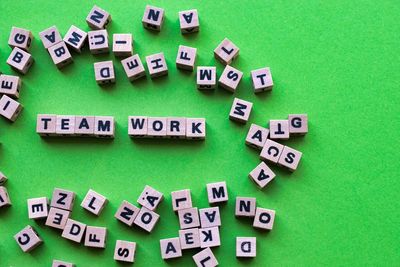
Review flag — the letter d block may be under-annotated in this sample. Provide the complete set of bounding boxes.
[48,41,73,69]
[94,61,115,84]
[6,47,34,74]
[236,237,256,258]
[229,98,253,124]
[62,219,87,243]
[27,197,49,220]
[14,225,43,253]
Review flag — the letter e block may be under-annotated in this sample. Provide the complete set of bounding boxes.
[121,55,146,81]
[27,197,49,220]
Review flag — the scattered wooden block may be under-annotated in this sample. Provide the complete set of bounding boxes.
[0,171,7,185]
[269,120,290,140]
[197,66,216,90]
[206,181,228,204]
[193,247,218,267]
[176,45,197,71]
[219,65,243,92]
[27,197,49,220]
[229,98,253,123]
[260,139,284,163]
[75,116,95,136]
[52,260,75,267]
[56,115,75,136]
[121,54,146,81]
[45,207,71,230]
[114,240,136,263]
[235,197,256,217]
[62,219,87,243]
[133,206,160,232]
[253,207,275,230]
[199,207,221,228]
[39,26,62,49]
[113,34,132,57]
[146,52,168,78]
[128,116,148,137]
[236,237,256,258]
[0,95,23,122]
[94,116,115,138]
[147,117,167,138]
[179,228,200,249]
[278,146,303,171]
[167,117,186,139]
[50,188,76,211]
[8,27,33,51]
[249,162,276,188]
[251,67,273,93]
[84,226,107,248]
[48,41,73,69]
[137,185,163,210]
[64,25,87,53]
[171,189,192,211]
[86,5,111,30]
[186,118,206,139]
[88,30,109,54]
[179,9,199,34]
[178,207,200,229]
[214,38,239,65]
[81,189,108,216]
[245,124,269,150]
[288,114,308,135]
[6,47,34,74]
[94,61,115,84]
[114,200,140,226]
[142,5,165,31]
[0,74,21,98]
[0,186,12,207]
[199,226,220,248]
[14,225,42,252]
[160,237,182,260]
[36,114,57,136]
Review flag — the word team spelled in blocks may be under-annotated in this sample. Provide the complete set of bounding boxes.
[199,226,221,248]
[64,25,87,53]
[278,146,303,171]
[178,207,200,229]
[94,61,115,84]
[235,197,257,217]
[86,5,111,30]
[14,225,43,253]
[246,124,270,150]
[146,52,168,78]
[113,34,132,57]
[142,5,165,31]
[179,9,199,34]
[114,240,136,263]
[176,45,197,71]
[48,41,73,68]
[88,30,109,54]
[52,260,75,267]
[39,26,62,49]
[179,228,200,249]
[7,47,34,74]
[199,207,221,228]
[62,219,87,243]
[133,206,160,232]
[207,181,228,204]
[236,237,256,258]
[121,54,146,81]
[288,114,308,135]
[137,185,163,210]
[81,189,108,216]
[0,94,23,122]
[27,197,49,220]
[229,97,253,123]
[219,65,243,92]
[0,186,12,207]
[8,26,33,51]
[45,207,70,230]
[197,66,217,90]
[214,38,239,65]
[84,226,107,248]
[253,207,275,230]
[193,247,218,267]
[160,237,182,260]
[0,74,22,98]
[249,162,276,188]
[171,189,192,211]
[115,200,140,226]
[50,188,75,211]
[269,120,290,139]
[251,67,273,93]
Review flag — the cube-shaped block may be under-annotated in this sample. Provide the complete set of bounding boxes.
[121,54,146,81]
[278,146,302,172]
[251,67,273,93]
[260,139,284,163]
[0,172,7,185]
[214,38,239,65]
[52,260,75,267]
[84,226,107,248]
[48,41,73,69]
[142,5,165,31]
[64,25,87,53]
[27,197,49,220]
[199,207,221,228]
[133,207,160,233]
[75,116,95,136]
[229,98,253,124]
[147,117,167,138]
[88,30,109,54]
[178,207,200,229]
[50,188,76,211]
[94,116,115,138]
[245,124,269,150]
[288,114,308,135]
[14,225,43,252]
[7,47,34,74]
[137,185,163,210]
[249,162,276,188]
[269,120,290,140]
[197,67,216,90]
[160,237,182,260]
[113,34,132,57]
[167,117,186,139]
[186,118,206,139]
[236,237,256,258]
[0,95,23,122]
[62,219,87,243]
[39,26,63,49]
[219,65,243,92]
[8,27,33,51]
[176,45,197,71]
[235,197,256,217]
[199,226,220,248]
[179,9,199,34]
[86,5,111,30]
[179,228,200,250]
[81,189,108,216]
[45,207,70,230]
[94,61,115,84]
[56,115,75,136]
[253,207,275,230]
[206,181,228,204]
[0,75,22,98]
[146,53,168,78]
[193,248,218,267]
[114,240,136,263]
[171,189,192,211]
[128,116,148,137]
[114,200,140,226]
[0,186,12,207]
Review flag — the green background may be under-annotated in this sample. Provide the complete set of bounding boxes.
[0,0,399,266]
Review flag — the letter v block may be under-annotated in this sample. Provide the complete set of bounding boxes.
[229,98,253,124]
[137,185,163,211]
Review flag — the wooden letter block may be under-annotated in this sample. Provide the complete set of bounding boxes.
[253,207,275,230]
[288,114,308,135]
[269,120,290,140]
[45,207,70,230]
[278,146,303,172]
[64,25,87,53]
[56,115,75,136]
[50,188,75,211]
[86,5,111,30]
[52,260,75,267]
[207,181,228,204]
[229,98,253,124]
[94,116,115,138]
[167,117,186,139]
[75,116,95,136]
[122,54,146,81]
[133,207,160,233]
[8,27,33,51]
[160,237,182,260]
[249,162,276,189]
[81,189,108,216]
[193,247,218,267]
[7,47,34,74]
[0,186,12,207]
[179,228,200,249]
[137,185,163,210]
[179,9,199,34]
[48,41,73,69]
[235,197,256,217]
[171,189,192,211]
[214,38,239,65]
[219,65,243,92]
[186,118,206,139]
[176,45,197,71]
[0,95,23,122]
[236,237,256,258]
[146,53,168,78]
[0,172,7,185]
[27,197,49,220]
[197,67,216,90]
[114,200,140,226]
[199,226,220,248]
[0,74,22,98]
[147,117,167,138]
[199,207,221,228]
[142,5,165,31]
[114,240,136,263]
[245,124,269,150]
[260,139,284,163]
[178,207,200,229]
[14,225,42,252]
[62,219,87,243]
[113,34,132,57]
[88,30,109,54]
[128,116,148,137]
[251,67,273,93]
[39,26,62,49]
[84,226,107,248]
[94,61,115,84]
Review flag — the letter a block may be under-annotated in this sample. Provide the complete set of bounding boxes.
[236,237,256,258]
[0,95,23,122]
[214,38,239,65]
[86,5,111,30]
[160,237,182,260]
[94,61,115,84]
[14,225,43,252]
[114,240,136,263]
[137,185,163,211]
[7,47,34,74]
[219,65,243,92]
[249,162,276,188]
[229,98,253,124]
[206,181,228,204]
[48,41,73,68]
[142,5,165,31]
[245,124,269,150]
[179,9,199,34]
[193,247,218,267]
[81,189,108,216]
[27,197,49,220]
[251,67,273,93]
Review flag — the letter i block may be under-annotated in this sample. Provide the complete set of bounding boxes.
[219,65,243,92]
[27,197,49,220]
[114,240,136,263]
[88,30,109,54]
[142,5,165,31]
[146,53,168,78]
[176,45,197,71]
[197,67,217,90]
[86,5,112,30]
[236,237,256,258]
[94,61,115,84]
[251,67,273,93]
[0,186,12,207]
[8,27,33,51]
[206,181,228,204]
[0,75,22,99]
[94,116,115,138]
[64,25,87,53]
[249,162,276,189]
[137,185,163,210]
[52,260,75,267]
[122,55,146,81]
[192,248,218,267]
[39,26,63,49]
[81,189,108,216]
[214,38,239,65]
[186,118,206,140]
[0,95,23,122]
[62,219,87,243]
[245,124,269,150]
[229,98,253,124]
[113,34,133,57]
[288,114,308,135]
[160,237,182,260]
[84,226,107,248]
[48,42,73,69]
[253,207,275,230]
[114,200,140,226]
[6,47,34,74]
[269,120,290,140]
[179,9,199,34]
[14,225,43,252]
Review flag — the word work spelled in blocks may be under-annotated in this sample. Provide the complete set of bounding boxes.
[246,124,269,150]
[0,74,21,99]
[146,53,168,78]
[260,139,284,163]
[193,248,218,267]
[81,189,108,216]
[197,67,216,90]
[199,207,221,228]
[8,27,33,51]
[84,226,107,248]
[253,207,275,230]
[214,38,239,65]
[0,95,23,122]
[121,54,146,81]
[278,146,302,172]
[236,237,256,258]
[160,237,182,260]
[50,188,75,211]
[27,197,49,220]
[48,41,73,68]
[14,225,42,253]
[207,181,228,204]
[199,226,221,248]
[39,26,62,49]
[88,30,109,54]
[171,189,192,211]
[86,5,111,30]
[94,61,115,84]
[52,260,74,267]
[288,114,308,135]
[269,120,290,139]
[179,228,200,250]
[0,186,12,207]
[249,162,276,189]
[186,118,206,139]
[142,5,165,31]
[179,9,199,34]
[251,67,273,93]
[62,219,87,243]
[219,65,243,92]
[133,206,160,232]
[235,197,257,217]
[114,240,136,263]
[176,45,197,71]
[178,207,200,229]
[0,171,8,185]
[45,207,70,230]
[7,47,34,74]
[113,34,132,57]
[147,117,167,138]
[137,185,163,211]
[64,25,87,53]
[229,98,253,124]
[115,200,140,226]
